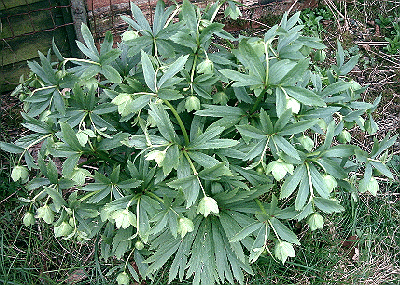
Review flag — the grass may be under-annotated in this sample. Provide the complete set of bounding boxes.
[1,0,400,284]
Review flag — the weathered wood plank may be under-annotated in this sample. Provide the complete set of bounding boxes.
[0,61,30,93]
[1,29,69,66]
[0,1,64,39]
[0,0,44,11]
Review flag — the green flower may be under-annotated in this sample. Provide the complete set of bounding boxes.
[177,217,194,238]
[266,160,294,181]
[135,240,145,250]
[54,221,74,237]
[11,165,29,183]
[116,272,129,285]
[197,197,219,217]
[196,58,214,74]
[274,241,295,264]
[36,205,54,224]
[307,213,324,231]
[323,175,337,193]
[298,135,314,151]
[185,96,201,112]
[111,209,137,229]
[23,212,35,227]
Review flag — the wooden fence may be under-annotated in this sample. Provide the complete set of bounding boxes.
[0,0,77,93]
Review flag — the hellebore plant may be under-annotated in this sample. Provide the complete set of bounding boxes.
[1,0,396,284]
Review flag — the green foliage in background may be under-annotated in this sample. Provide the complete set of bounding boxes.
[1,1,397,284]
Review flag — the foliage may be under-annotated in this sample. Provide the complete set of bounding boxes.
[1,1,397,284]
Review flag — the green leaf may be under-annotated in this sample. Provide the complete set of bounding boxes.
[148,103,177,142]
[60,123,82,151]
[141,51,156,92]
[313,197,345,213]
[370,161,393,179]
[47,159,59,184]
[101,65,122,83]
[278,119,317,136]
[45,187,66,212]
[271,135,300,160]
[130,2,152,33]
[219,69,263,87]
[280,164,306,199]
[236,125,266,139]
[280,58,309,86]
[284,86,326,107]
[0,142,24,154]
[199,163,232,180]
[270,217,300,244]
[80,23,99,60]
[321,81,351,97]
[158,55,189,88]
[167,175,200,208]
[181,0,197,32]
[229,222,263,242]
[309,164,330,199]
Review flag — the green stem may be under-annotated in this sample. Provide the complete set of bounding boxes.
[250,89,267,114]
[163,99,190,145]
[190,53,198,96]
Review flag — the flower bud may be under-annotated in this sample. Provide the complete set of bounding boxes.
[116,272,130,285]
[307,213,324,231]
[338,130,351,143]
[135,240,144,250]
[36,205,54,224]
[298,135,314,151]
[23,212,35,227]
[177,217,194,238]
[197,196,219,217]
[314,50,326,62]
[185,96,201,112]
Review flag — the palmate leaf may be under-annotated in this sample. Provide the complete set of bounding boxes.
[148,216,253,285]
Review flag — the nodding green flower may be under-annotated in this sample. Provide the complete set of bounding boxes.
[54,221,74,237]
[111,209,137,229]
[307,213,324,231]
[197,196,219,217]
[145,149,166,166]
[11,165,29,183]
[323,175,337,193]
[177,217,194,238]
[116,272,130,285]
[23,212,35,227]
[122,30,139,42]
[298,135,314,151]
[196,58,214,74]
[274,241,295,264]
[36,204,54,224]
[135,240,145,250]
[266,159,294,181]
[286,96,301,114]
[185,96,201,112]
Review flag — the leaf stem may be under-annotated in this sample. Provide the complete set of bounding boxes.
[250,89,267,114]
[162,99,190,145]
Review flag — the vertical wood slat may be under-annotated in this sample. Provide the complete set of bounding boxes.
[70,0,88,46]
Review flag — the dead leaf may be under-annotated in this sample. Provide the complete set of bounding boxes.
[65,269,87,284]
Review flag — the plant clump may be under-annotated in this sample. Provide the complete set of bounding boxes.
[1,1,396,284]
